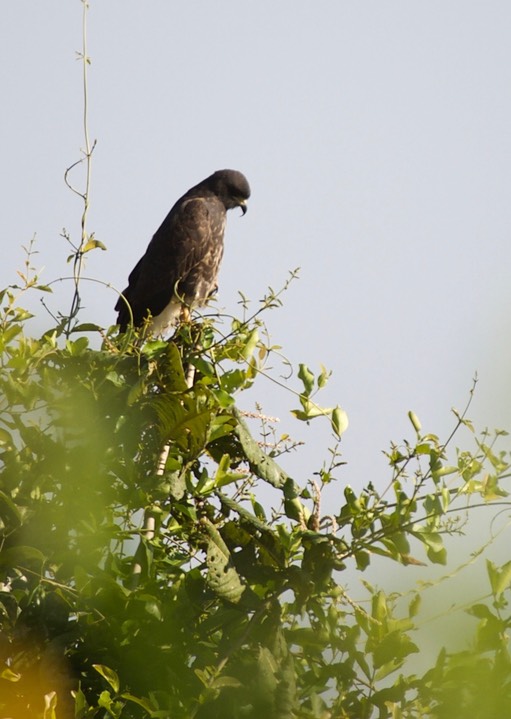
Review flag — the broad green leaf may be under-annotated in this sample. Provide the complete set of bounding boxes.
[298,363,315,395]
[93,665,120,694]
[250,496,267,520]
[355,550,370,570]
[0,490,22,530]
[467,603,494,620]
[233,409,292,489]
[220,368,248,394]
[71,687,88,714]
[203,520,245,603]
[487,559,511,599]
[408,593,421,618]
[65,336,89,356]
[332,405,349,437]
[414,530,443,553]
[208,415,236,442]
[0,545,45,570]
[122,693,159,716]
[143,597,163,620]
[427,545,447,565]
[0,324,22,346]
[205,538,245,603]
[213,453,247,489]
[256,646,278,695]
[127,375,146,405]
[373,630,419,670]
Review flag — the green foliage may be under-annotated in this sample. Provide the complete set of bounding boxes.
[0,280,511,719]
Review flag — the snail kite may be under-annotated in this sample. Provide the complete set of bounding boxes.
[115,169,251,334]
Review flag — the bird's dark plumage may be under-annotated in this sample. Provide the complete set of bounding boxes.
[115,169,250,334]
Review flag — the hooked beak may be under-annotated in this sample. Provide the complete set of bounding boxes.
[238,199,248,216]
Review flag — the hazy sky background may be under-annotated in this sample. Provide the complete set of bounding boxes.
[2,1,511,650]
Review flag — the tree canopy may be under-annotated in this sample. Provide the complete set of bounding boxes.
[1,269,511,718]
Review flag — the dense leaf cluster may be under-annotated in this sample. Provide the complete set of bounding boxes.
[1,286,511,718]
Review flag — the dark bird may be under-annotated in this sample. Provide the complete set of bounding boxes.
[115,169,251,334]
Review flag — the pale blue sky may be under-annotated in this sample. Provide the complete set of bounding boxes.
[2,1,511,520]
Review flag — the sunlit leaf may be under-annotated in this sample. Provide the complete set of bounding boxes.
[298,363,315,395]
[0,667,20,681]
[93,664,120,694]
[408,410,422,433]
[332,405,349,437]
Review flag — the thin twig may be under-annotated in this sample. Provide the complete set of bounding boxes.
[64,0,96,337]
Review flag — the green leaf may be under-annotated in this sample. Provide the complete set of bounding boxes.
[0,324,22,346]
[373,630,419,669]
[408,410,422,433]
[317,363,330,388]
[203,520,245,603]
[143,597,163,620]
[93,664,120,694]
[127,375,147,405]
[332,405,349,437]
[71,322,102,332]
[0,545,45,570]
[43,691,58,719]
[212,453,247,489]
[233,408,292,489]
[220,368,248,393]
[82,236,107,253]
[210,675,243,689]
[65,336,89,356]
[0,490,22,530]
[298,363,315,395]
[414,530,444,554]
[467,603,494,620]
[122,693,159,716]
[432,465,459,477]
[355,550,370,570]
[241,327,259,360]
[256,646,278,695]
[250,495,267,520]
[408,593,421,618]
[0,667,20,682]
[290,409,310,422]
[427,545,447,565]
[98,690,113,710]
[487,559,511,600]
[71,686,89,714]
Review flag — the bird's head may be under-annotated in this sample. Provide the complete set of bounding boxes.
[209,169,251,214]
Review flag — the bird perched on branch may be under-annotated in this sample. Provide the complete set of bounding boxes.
[115,169,251,335]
